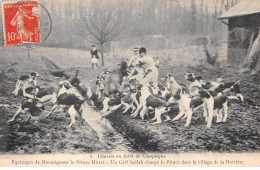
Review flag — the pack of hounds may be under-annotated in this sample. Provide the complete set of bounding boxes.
[8,60,244,129]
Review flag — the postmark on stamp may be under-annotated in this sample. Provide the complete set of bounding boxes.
[2,1,40,46]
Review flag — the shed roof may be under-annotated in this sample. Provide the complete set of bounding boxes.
[218,0,260,19]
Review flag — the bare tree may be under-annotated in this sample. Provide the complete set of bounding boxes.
[205,0,209,35]
[213,0,219,35]
[221,0,239,11]
[200,0,204,35]
[190,0,197,34]
[39,0,233,51]
[75,1,125,66]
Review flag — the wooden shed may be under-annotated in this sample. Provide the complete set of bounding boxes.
[218,0,260,66]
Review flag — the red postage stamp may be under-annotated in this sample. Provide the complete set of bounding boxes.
[2,1,40,46]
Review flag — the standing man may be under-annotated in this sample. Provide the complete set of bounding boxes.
[138,47,158,86]
[91,45,99,69]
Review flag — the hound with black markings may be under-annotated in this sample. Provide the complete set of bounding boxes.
[7,94,44,123]
[120,80,140,114]
[163,74,182,95]
[171,88,204,127]
[170,85,214,128]
[157,84,168,98]
[197,89,215,128]
[184,73,202,90]
[45,84,87,127]
[12,72,38,97]
[130,82,177,123]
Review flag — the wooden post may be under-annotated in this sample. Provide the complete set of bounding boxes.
[243,32,255,67]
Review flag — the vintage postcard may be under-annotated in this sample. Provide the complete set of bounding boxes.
[0,0,259,167]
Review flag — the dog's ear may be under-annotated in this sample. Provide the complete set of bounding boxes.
[205,82,211,86]
[25,86,36,94]
[173,94,181,100]
[195,75,202,80]
[149,81,154,86]
[199,89,211,98]
[174,88,181,95]
[218,83,224,90]
[137,84,143,90]
[64,82,71,89]
[182,87,189,94]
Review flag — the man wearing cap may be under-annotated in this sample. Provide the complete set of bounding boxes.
[127,47,145,82]
[91,45,99,69]
[138,47,158,86]
[128,47,140,67]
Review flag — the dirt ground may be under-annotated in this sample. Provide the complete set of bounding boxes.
[0,46,259,154]
[0,47,106,154]
[109,59,260,153]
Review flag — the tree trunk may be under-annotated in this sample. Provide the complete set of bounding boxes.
[254,70,260,85]
[100,43,104,66]
[191,0,196,34]
[200,0,204,35]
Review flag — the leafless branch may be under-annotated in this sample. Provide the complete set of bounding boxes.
[74,1,125,66]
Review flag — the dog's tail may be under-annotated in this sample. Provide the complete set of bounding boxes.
[75,69,81,78]
[227,95,241,102]
[233,80,242,94]
[234,80,240,85]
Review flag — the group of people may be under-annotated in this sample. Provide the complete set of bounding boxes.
[90,45,159,87]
